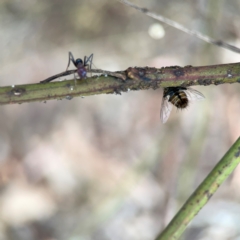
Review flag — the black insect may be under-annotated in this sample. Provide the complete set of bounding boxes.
[160,87,204,123]
[40,52,93,83]
[66,52,93,79]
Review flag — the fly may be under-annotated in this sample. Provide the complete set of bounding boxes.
[160,87,204,123]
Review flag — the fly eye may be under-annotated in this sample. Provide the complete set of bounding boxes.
[75,58,83,65]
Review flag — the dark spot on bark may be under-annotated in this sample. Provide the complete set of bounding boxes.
[139,82,151,89]
[138,70,145,76]
[187,81,194,86]
[235,147,240,158]
[119,86,127,92]
[158,68,165,74]
[204,190,212,200]
[218,170,222,175]
[214,81,222,85]
[212,40,223,46]
[180,83,187,88]
[143,76,152,82]
[136,69,152,82]
[203,79,212,85]
[173,68,185,77]
[141,8,148,13]
[8,88,26,96]
[223,163,229,169]
[198,79,212,86]
[152,82,159,90]
[114,88,121,95]
[171,66,181,69]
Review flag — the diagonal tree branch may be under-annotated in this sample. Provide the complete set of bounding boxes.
[155,137,240,240]
[0,62,240,105]
[117,0,240,54]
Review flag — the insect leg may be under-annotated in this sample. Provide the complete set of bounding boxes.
[84,54,94,77]
[66,52,76,71]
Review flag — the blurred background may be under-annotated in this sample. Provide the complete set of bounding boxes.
[0,0,240,239]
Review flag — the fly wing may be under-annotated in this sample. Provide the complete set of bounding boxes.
[160,96,173,124]
[183,88,205,101]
